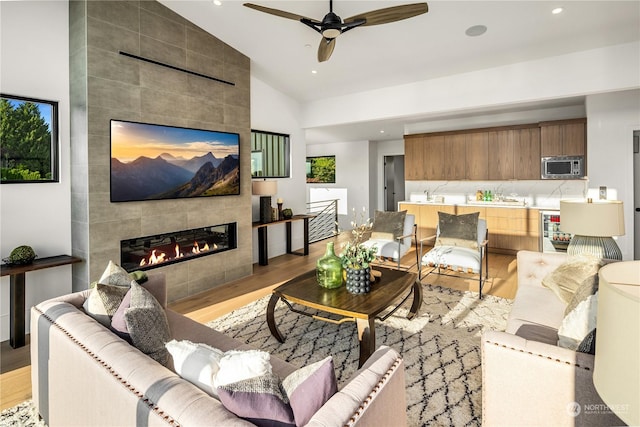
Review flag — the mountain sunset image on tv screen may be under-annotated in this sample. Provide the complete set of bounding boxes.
[110,120,240,202]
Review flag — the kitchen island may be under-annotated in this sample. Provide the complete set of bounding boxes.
[399,201,545,254]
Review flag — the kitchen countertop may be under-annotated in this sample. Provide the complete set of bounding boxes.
[399,200,558,210]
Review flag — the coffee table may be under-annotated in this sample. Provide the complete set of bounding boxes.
[266,266,422,367]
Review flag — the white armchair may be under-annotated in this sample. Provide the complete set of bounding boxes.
[419,212,488,298]
[361,211,418,270]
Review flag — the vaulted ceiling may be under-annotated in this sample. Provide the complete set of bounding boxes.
[162,1,640,142]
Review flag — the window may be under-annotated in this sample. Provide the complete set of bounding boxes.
[251,130,290,178]
[0,94,59,183]
[306,155,336,183]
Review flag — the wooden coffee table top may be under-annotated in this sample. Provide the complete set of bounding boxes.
[272,266,418,319]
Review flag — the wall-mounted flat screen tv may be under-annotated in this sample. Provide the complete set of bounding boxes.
[110,120,240,202]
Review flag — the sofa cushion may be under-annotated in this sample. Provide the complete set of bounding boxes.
[282,356,337,426]
[564,274,599,316]
[215,349,273,389]
[218,373,295,427]
[436,211,479,249]
[558,292,598,350]
[370,210,406,240]
[514,324,559,346]
[541,255,602,304]
[83,283,130,327]
[165,339,224,397]
[125,281,171,366]
[99,260,135,287]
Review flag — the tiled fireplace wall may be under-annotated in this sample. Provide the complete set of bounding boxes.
[69,0,252,302]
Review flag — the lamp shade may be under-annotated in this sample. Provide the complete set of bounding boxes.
[593,261,640,426]
[252,180,277,196]
[560,200,624,236]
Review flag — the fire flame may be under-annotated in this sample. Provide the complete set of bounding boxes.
[139,241,213,267]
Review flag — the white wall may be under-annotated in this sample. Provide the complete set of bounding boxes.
[250,76,308,262]
[0,1,71,341]
[586,89,640,260]
[306,141,371,232]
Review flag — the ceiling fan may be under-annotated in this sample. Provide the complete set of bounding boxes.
[244,1,429,62]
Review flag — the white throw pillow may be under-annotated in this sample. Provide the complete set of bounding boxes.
[166,340,224,397]
[558,292,598,350]
[214,349,272,389]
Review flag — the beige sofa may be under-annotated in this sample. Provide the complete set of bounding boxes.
[481,250,624,426]
[31,273,407,426]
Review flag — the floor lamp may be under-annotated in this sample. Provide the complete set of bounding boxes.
[593,260,640,426]
[252,180,277,223]
[560,199,624,260]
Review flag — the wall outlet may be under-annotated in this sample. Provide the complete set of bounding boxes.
[599,186,607,200]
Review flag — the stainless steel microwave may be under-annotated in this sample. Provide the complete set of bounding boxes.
[541,156,584,179]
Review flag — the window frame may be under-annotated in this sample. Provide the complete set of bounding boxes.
[250,129,291,179]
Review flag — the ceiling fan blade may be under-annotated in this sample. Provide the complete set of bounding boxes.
[318,37,336,62]
[345,3,428,27]
[244,3,319,24]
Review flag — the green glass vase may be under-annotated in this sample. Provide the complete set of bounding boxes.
[316,242,343,289]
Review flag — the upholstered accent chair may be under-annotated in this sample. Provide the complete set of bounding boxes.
[419,211,489,298]
[361,210,419,270]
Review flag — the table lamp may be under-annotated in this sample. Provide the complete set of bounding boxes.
[559,199,624,260]
[593,260,640,426]
[252,180,277,223]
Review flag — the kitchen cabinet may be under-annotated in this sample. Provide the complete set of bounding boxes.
[465,132,489,180]
[540,119,586,157]
[514,127,541,179]
[400,203,540,254]
[404,135,425,180]
[488,130,515,180]
[445,133,466,180]
[404,118,583,181]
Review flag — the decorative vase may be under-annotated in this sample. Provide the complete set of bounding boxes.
[316,242,343,289]
[345,266,371,294]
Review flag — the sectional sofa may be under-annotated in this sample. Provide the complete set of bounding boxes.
[30,273,407,426]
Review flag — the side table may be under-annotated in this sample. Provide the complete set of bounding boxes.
[1,255,82,348]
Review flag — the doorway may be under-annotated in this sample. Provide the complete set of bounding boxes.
[384,155,405,211]
[634,130,639,260]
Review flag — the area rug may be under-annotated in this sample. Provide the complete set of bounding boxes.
[206,284,513,427]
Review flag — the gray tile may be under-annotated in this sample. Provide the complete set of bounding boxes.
[87,0,140,33]
[186,26,225,59]
[140,7,185,48]
[87,17,139,55]
[139,62,189,94]
[140,87,190,118]
[140,1,190,27]
[88,47,140,86]
[140,35,186,68]
[88,76,141,111]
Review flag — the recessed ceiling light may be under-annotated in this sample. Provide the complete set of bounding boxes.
[465,25,487,37]
[380,130,385,134]
[311,70,318,74]
[213,0,222,5]
[552,7,563,14]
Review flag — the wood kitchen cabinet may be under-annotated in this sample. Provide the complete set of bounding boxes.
[404,135,426,180]
[540,119,586,157]
[488,130,515,180]
[514,127,541,179]
[400,203,540,254]
[465,132,489,180]
[404,118,583,181]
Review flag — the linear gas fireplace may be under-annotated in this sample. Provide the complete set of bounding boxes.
[120,223,237,272]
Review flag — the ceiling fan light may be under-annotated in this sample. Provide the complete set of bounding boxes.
[322,28,341,38]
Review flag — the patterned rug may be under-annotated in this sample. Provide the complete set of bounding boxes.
[0,284,512,427]
[206,284,513,427]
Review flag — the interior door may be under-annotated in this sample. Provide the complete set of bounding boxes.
[384,155,405,212]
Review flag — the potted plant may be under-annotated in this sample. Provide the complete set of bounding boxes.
[339,208,378,294]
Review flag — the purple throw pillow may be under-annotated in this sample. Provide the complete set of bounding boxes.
[217,373,295,427]
[282,357,337,426]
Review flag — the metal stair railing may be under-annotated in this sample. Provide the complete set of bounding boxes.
[307,199,338,243]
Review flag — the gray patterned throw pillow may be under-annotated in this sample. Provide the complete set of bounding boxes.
[125,281,171,366]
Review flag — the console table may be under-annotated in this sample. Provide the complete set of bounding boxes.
[252,214,315,266]
[1,255,82,348]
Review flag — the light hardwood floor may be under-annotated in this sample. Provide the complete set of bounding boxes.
[0,237,517,411]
